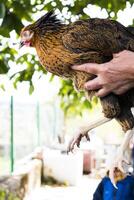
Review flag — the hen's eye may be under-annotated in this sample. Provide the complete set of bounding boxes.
[23,31,29,37]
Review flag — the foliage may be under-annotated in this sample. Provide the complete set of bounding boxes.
[0,0,133,115]
[0,189,20,200]
[58,79,96,116]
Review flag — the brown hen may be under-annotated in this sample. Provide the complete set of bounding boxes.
[20,11,134,131]
[20,11,134,183]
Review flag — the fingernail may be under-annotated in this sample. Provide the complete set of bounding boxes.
[84,83,90,89]
[71,65,78,69]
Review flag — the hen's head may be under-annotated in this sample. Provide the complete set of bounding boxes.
[20,11,62,48]
[20,25,35,48]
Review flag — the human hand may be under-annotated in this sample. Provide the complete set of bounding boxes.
[72,50,134,97]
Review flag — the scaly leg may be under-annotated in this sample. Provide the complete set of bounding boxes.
[67,116,111,152]
[109,128,134,188]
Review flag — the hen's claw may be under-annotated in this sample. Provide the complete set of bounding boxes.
[109,129,134,187]
[109,150,130,188]
[67,117,110,153]
[67,132,90,153]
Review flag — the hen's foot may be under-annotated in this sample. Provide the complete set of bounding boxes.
[67,131,90,153]
[67,117,110,153]
[109,128,134,188]
[109,149,130,188]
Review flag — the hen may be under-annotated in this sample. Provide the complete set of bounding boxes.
[20,11,134,186]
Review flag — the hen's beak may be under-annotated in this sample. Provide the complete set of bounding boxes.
[19,41,24,49]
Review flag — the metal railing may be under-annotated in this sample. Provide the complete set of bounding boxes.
[0,96,64,175]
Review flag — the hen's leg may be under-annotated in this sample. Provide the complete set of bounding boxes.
[68,94,118,152]
[67,116,111,152]
[109,128,134,188]
[106,103,134,187]
[68,94,120,152]
[109,105,134,187]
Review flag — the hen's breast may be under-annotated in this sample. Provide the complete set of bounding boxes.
[37,47,95,90]
[34,34,107,93]
[35,35,73,78]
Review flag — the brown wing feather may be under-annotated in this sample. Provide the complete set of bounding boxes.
[62,19,134,55]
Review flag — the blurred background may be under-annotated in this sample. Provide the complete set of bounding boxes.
[0,0,134,199]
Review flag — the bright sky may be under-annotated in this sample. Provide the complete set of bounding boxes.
[0,2,134,102]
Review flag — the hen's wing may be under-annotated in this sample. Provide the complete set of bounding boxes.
[62,18,133,55]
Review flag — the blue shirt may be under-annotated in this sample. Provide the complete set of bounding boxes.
[93,176,134,200]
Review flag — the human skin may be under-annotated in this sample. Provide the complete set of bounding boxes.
[72,50,134,97]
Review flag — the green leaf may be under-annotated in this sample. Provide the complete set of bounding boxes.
[49,74,54,82]
[0,60,9,74]
[0,3,5,19]
[92,96,98,104]
[84,99,92,109]
[0,84,5,91]
[0,12,23,36]
[29,82,34,94]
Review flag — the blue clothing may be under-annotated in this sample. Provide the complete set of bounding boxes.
[93,175,134,200]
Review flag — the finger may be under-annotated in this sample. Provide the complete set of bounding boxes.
[113,53,119,58]
[84,77,102,90]
[114,50,126,57]
[71,63,101,75]
[113,83,134,95]
[113,88,128,95]
[96,88,111,97]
